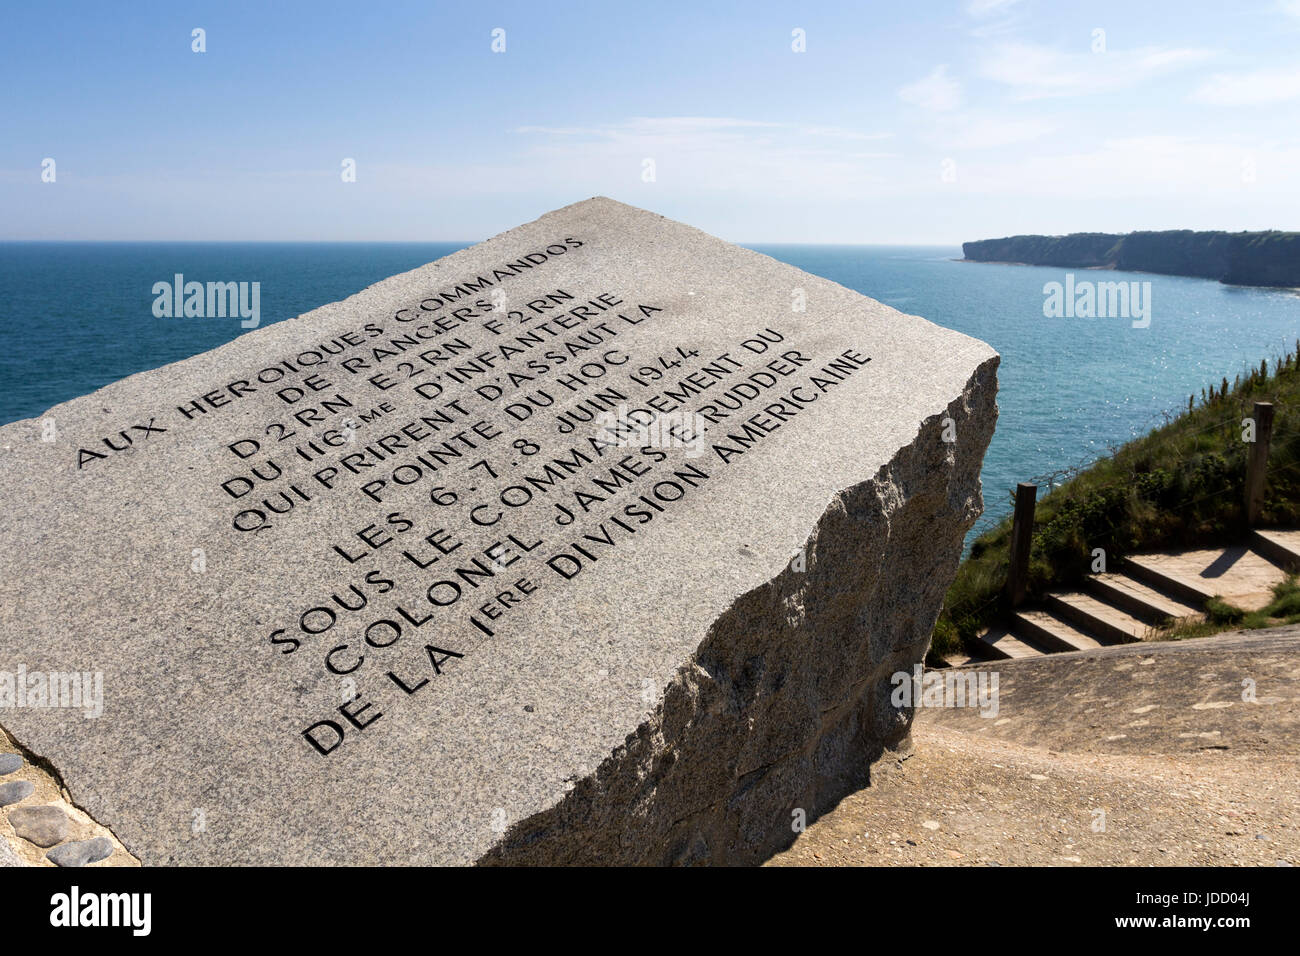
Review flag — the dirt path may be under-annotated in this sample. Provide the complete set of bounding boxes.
[769,628,1300,866]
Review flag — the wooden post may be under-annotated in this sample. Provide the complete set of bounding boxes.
[1006,482,1037,608]
[1245,401,1275,527]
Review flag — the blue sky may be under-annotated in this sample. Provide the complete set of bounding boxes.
[3,0,1298,242]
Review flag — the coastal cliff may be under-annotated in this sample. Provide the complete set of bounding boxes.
[963,230,1300,287]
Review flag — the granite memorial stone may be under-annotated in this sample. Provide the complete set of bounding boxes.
[0,198,997,864]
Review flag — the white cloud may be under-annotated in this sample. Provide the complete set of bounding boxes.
[927,114,1059,150]
[514,118,891,146]
[516,117,781,138]
[899,66,964,112]
[948,134,1300,202]
[967,0,1026,16]
[1193,68,1300,105]
[980,42,1213,99]
[966,0,1028,38]
[800,126,895,142]
[509,117,899,201]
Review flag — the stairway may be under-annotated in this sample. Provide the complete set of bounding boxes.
[960,530,1300,663]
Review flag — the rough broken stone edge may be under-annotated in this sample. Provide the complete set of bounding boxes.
[0,726,142,867]
[477,353,999,865]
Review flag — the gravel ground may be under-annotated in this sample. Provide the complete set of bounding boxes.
[769,627,1300,867]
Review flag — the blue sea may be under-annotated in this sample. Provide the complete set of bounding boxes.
[1,241,1296,540]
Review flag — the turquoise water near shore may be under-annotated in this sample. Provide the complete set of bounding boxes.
[1,241,1296,538]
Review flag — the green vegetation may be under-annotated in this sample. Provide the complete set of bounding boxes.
[1204,596,1247,627]
[1260,575,1300,622]
[1157,576,1300,641]
[930,343,1300,661]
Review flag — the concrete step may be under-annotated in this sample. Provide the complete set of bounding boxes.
[1122,554,1216,608]
[1046,590,1147,644]
[1125,546,1288,612]
[977,624,1049,660]
[1085,571,1203,625]
[1012,608,1106,653]
[1250,529,1300,574]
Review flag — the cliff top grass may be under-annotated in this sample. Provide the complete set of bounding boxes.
[931,343,1300,661]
